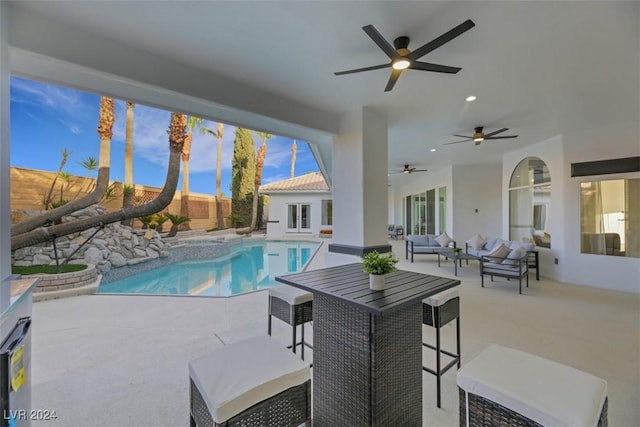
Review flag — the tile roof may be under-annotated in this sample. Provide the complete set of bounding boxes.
[259,171,329,193]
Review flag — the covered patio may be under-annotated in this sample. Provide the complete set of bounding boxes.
[0,2,638,426]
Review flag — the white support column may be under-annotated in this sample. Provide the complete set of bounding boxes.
[329,106,390,256]
[0,0,11,307]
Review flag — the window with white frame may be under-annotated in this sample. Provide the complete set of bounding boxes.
[321,199,333,225]
[509,157,551,247]
[580,178,639,258]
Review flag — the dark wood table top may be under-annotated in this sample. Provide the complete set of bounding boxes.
[276,263,460,316]
[440,250,480,260]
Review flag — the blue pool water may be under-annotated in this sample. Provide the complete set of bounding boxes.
[97,240,319,297]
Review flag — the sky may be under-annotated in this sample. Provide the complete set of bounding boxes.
[9,77,320,197]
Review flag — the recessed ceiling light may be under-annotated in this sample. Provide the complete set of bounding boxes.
[465,95,477,102]
[430,148,436,152]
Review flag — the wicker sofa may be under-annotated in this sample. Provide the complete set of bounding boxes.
[465,235,540,280]
[405,233,456,263]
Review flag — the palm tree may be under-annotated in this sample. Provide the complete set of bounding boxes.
[290,139,297,178]
[251,131,272,230]
[43,148,71,210]
[11,113,188,251]
[164,212,191,237]
[72,156,98,200]
[121,101,135,226]
[11,97,115,237]
[180,116,203,226]
[201,122,225,228]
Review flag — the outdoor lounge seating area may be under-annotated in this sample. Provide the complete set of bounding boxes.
[28,238,640,426]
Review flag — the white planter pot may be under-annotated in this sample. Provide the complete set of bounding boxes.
[369,274,386,291]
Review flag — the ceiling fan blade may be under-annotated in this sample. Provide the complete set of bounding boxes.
[485,135,519,140]
[452,134,472,139]
[412,169,428,172]
[334,63,390,76]
[384,69,403,92]
[412,61,461,74]
[443,140,470,145]
[483,128,509,138]
[362,24,399,59]
[408,19,475,61]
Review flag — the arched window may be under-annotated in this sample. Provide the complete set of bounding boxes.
[509,157,551,248]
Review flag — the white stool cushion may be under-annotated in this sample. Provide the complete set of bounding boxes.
[423,288,459,307]
[269,284,313,305]
[189,335,310,423]
[457,344,607,427]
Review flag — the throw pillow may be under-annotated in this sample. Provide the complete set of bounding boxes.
[486,243,511,262]
[484,237,499,250]
[502,248,525,266]
[466,234,487,250]
[435,232,454,247]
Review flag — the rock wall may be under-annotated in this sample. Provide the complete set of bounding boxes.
[12,206,170,273]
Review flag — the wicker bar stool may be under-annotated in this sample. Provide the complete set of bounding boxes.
[268,285,313,360]
[189,335,311,427]
[422,288,461,408]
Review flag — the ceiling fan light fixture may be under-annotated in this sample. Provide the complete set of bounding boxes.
[473,128,484,142]
[465,95,477,102]
[392,58,411,70]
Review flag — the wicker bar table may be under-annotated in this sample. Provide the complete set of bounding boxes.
[276,263,460,426]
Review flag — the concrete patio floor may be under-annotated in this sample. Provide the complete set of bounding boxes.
[31,239,640,426]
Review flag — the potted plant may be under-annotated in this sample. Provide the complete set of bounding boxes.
[361,250,399,291]
[453,247,462,254]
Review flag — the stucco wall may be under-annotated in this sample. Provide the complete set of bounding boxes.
[264,192,332,237]
[503,121,639,293]
[452,164,502,243]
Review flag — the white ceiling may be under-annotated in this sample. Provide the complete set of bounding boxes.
[8,1,639,177]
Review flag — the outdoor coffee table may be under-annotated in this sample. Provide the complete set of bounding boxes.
[438,250,480,276]
[276,263,460,426]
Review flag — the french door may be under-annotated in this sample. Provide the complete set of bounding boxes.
[287,203,311,233]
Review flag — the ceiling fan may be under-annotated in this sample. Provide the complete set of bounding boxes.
[391,164,428,174]
[334,19,475,92]
[445,127,519,146]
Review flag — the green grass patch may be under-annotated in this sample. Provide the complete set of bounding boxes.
[12,264,87,275]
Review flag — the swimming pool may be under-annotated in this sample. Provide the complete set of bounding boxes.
[97,240,320,297]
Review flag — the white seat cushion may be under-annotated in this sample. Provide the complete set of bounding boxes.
[189,335,310,423]
[423,288,459,307]
[269,284,313,305]
[457,344,607,427]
